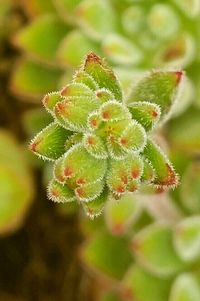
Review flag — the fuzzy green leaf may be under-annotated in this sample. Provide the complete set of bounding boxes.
[60,82,94,98]
[54,96,98,131]
[99,101,131,122]
[73,70,99,91]
[75,180,104,202]
[141,159,155,183]
[128,102,161,131]
[127,71,183,122]
[42,92,64,114]
[61,144,107,185]
[82,188,108,218]
[119,121,147,153]
[142,139,178,189]
[30,122,71,160]
[83,133,108,159]
[48,179,75,203]
[106,155,143,195]
[84,53,122,101]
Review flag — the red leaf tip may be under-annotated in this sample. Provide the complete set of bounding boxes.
[175,71,183,84]
[85,52,102,65]
[87,136,95,145]
[131,169,139,179]
[64,166,73,177]
[60,86,70,96]
[30,140,40,152]
[151,110,158,118]
[120,137,128,145]
[102,110,110,120]
[89,118,97,128]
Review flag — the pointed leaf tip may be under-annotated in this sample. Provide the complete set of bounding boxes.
[30,123,71,161]
[175,71,184,84]
[84,52,122,101]
[127,70,184,123]
[85,52,102,65]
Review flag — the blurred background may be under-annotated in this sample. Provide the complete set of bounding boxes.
[0,0,200,300]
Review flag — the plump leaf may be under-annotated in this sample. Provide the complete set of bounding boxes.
[122,5,145,35]
[10,59,62,99]
[61,144,107,184]
[0,130,34,235]
[73,69,98,91]
[173,216,200,261]
[119,121,147,153]
[60,82,94,98]
[106,155,143,195]
[14,15,67,62]
[141,159,155,183]
[102,33,142,65]
[54,96,98,131]
[84,53,122,101]
[121,264,171,301]
[30,122,71,160]
[142,139,178,189]
[83,133,108,159]
[99,101,131,122]
[155,33,195,68]
[75,0,116,40]
[127,71,184,122]
[147,4,180,40]
[42,92,64,114]
[128,102,161,131]
[81,230,132,279]
[169,274,200,301]
[132,223,185,277]
[47,179,75,203]
[75,180,104,202]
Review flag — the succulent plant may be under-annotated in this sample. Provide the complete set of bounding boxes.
[29,53,182,217]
